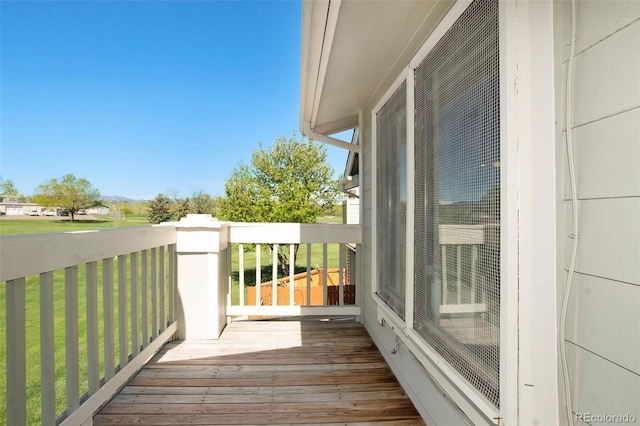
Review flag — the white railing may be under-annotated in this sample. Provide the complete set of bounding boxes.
[0,216,364,425]
[0,225,178,426]
[226,223,361,318]
[439,225,487,314]
[436,224,500,348]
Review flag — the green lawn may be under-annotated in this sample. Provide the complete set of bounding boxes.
[0,215,150,236]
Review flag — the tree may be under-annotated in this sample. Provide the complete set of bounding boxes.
[221,134,339,223]
[0,176,20,201]
[172,197,193,221]
[147,194,174,224]
[190,191,217,215]
[33,174,101,222]
[221,134,340,271]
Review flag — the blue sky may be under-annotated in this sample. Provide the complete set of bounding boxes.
[1,1,349,200]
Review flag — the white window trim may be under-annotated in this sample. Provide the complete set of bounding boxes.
[370,68,411,317]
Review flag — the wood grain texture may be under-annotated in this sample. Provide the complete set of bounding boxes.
[94,319,425,425]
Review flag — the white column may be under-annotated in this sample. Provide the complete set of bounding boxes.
[175,214,229,339]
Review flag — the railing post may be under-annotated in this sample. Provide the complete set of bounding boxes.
[175,214,229,339]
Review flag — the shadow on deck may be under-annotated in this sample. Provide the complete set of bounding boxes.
[93,317,424,425]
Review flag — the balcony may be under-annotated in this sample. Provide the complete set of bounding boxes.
[0,215,423,425]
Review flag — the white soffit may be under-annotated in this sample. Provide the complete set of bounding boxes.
[301,0,452,135]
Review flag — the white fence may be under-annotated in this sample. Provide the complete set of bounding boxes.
[0,225,177,425]
[226,223,362,318]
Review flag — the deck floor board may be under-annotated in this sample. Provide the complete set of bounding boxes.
[94,319,425,425]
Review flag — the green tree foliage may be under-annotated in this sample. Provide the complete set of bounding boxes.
[190,191,217,215]
[113,201,147,216]
[172,197,193,221]
[146,194,175,224]
[0,176,20,201]
[221,134,339,223]
[33,174,100,222]
[221,134,340,271]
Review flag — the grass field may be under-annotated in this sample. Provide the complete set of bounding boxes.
[1,215,344,424]
[0,214,150,236]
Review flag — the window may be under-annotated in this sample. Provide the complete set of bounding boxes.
[375,81,407,319]
[413,0,501,406]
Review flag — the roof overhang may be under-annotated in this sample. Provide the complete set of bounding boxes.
[300,0,455,136]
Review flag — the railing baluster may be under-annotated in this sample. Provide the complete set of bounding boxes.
[40,272,56,425]
[289,244,294,306]
[151,247,158,338]
[272,244,278,306]
[322,243,328,305]
[255,243,261,306]
[118,255,128,368]
[306,243,311,306]
[6,277,27,426]
[168,244,176,323]
[141,250,149,345]
[339,243,345,306]
[159,246,166,329]
[471,245,478,304]
[130,253,139,356]
[239,244,245,306]
[86,262,99,396]
[65,266,80,413]
[441,245,448,305]
[456,245,462,304]
[103,257,115,380]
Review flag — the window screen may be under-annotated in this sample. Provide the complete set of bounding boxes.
[376,81,407,319]
[414,0,500,406]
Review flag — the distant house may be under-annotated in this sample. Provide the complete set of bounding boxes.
[300,0,639,424]
[0,202,39,216]
[86,206,110,215]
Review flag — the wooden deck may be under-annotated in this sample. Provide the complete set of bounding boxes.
[93,318,425,425]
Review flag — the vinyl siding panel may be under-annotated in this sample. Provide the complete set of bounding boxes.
[572,21,640,127]
[565,273,640,373]
[567,343,640,421]
[562,198,640,285]
[564,108,640,200]
[556,3,640,424]
[574,0,640,54]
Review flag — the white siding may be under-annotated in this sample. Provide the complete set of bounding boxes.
[572,21,640,128]
[556,1,640,422]
[566,108,640,200]
[566,343,640,422]
[565,274,640,374]
[563,198,640,285]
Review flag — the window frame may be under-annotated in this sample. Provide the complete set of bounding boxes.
[370,0,511,422]
[371,69,413,326]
